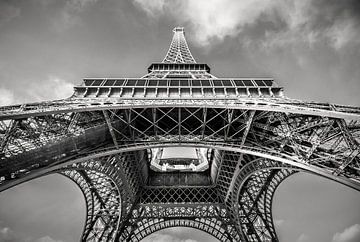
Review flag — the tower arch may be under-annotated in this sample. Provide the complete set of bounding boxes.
[123,219,232,242]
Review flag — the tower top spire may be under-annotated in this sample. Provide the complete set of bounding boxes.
[173,27,184,33]
[162,27,196,64]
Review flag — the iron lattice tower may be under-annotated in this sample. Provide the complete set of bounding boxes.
[1,27,360,242]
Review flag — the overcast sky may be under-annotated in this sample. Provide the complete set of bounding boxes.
[0,0,360,242]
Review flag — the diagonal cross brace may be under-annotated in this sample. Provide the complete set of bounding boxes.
[225,110,255,202]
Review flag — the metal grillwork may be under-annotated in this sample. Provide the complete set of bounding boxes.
[0,27,360,241]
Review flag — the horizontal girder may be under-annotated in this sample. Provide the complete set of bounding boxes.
[1,98,359,121]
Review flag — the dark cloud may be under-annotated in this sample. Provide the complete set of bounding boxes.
[0,2,20,25]
[248,0,360,50]
[311,0,360,21]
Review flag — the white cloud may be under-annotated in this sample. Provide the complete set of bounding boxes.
[133,0,275,46]
[53,0,99,31]
[184,0,276,46]
[326,19,360,50]
[133,0,166,17]
[26,76,74,102]
[0,77,72,106]
[0,225,17,241]
[0,88,16,106]
[35,236,64,242]
[297,233,310,242]
[66,0,99,12]
[274,219,285,227]
[333,224,360,242]
[0,221,65,242]
[133,0,360,50]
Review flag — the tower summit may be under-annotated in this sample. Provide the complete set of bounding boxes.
[162,27,196,63]
[0,27,359,242]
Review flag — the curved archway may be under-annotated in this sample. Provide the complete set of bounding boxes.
[0,164,125,242]
[60,168,122,241]
[123,218,233,242]
[1,170,359,242]
[224,158,295,241]
[230,157,360,241]
[141,227,219,242]
[1,143,359,241]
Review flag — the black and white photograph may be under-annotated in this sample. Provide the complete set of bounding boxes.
[0,0,360,241]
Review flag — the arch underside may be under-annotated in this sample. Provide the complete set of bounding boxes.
[0,106,359,241]
[121,218,235,242]
[57,150,294,241]
[62,169,121,241]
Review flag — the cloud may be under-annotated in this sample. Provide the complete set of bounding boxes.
[296,233,310,242]
[34,236,64,242]
[133,0,360,50]
[0,2,20,25]
[26,76,74,102]
[325,18,360,50]
[0,223,17,242]
[0,88,16,106]
[32,0,57,7]
[133,0,166,17]
[133,0,275,46]
[65,0,99,12]
[0,76,72,106]
[53,0,99,31]
[274,219,285,227]
[333,224,360,242]
[0,222,64,242]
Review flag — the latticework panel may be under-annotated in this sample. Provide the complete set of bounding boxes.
[58,151,144,241]
[122,218,234,242]
[62,169,121,241]
[140,187,219,204]
[119,203,239,241]
[216,151,242,202]
[162,27,196,64]
[229,159,296,241]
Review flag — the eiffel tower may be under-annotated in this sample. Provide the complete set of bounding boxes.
[0,27,359,242]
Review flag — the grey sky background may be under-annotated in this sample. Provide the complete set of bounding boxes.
[0,0,360,241]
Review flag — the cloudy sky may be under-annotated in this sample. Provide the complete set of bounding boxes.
[0,0,360,241]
